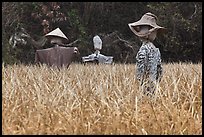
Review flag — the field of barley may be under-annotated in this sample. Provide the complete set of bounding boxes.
[2,62,202,135]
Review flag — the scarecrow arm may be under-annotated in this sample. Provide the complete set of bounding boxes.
[156,50,163,82]
[136,45,148,81]
[66,39,81,46]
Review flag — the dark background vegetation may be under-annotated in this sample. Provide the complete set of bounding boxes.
[2,2,202,64]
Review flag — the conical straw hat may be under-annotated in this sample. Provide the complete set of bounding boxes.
[45,28,68,40]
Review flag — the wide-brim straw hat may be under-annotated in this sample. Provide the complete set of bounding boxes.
[128,12,166,37]
[45,28,69,43]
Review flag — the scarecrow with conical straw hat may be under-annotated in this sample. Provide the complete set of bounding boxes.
[128,12,166,96]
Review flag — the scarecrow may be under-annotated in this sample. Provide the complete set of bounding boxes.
[82,35,113,64]
[128,12,166,96]
[35,28,78,68]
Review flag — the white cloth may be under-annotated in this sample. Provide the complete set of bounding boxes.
[93,35,102,50]
[82,53,113,64]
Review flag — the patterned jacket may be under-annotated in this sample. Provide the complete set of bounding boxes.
[136,41,162,84]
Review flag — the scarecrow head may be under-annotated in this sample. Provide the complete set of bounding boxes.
[128,12,166,42]
[45,28,69,46]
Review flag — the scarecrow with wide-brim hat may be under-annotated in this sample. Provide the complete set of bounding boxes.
[128,12,166,96]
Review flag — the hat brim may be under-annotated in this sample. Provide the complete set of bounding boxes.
[46,35,69,44]
[45,28,69,40]
[128,22,166,37]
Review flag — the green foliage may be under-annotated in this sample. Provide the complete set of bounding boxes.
[146,2,202,62]
[67,9,87,38]
[2,2,202,64]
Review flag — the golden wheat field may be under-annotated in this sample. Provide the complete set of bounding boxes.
[2,62,202,135]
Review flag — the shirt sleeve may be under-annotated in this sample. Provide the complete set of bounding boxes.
[156,49,163,82]
[136,45,148,81]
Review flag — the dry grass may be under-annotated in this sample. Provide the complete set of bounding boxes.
[2,62,202,135]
